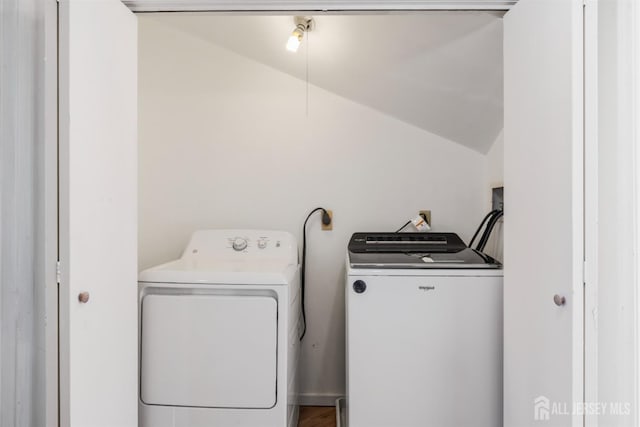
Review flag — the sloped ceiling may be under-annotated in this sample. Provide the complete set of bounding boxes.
[147,13,503,152]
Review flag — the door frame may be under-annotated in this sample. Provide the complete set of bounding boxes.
[635,0,640,424]
[584,1,598,425]
[122,0,519,12]
[46,1,599,426]
[44,1,59,427]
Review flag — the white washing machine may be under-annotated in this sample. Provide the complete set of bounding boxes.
[138,230,300,427]
[346,232,503,427]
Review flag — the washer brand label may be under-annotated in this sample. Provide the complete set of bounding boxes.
[418,285,436,291]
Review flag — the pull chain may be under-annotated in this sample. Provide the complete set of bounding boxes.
[306,31,310,117]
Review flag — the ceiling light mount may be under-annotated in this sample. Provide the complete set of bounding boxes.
[286,16,315,52]
[294,16,315,32]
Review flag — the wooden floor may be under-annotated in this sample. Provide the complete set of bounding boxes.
[298,406,336,427]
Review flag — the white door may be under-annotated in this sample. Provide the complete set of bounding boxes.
[503,0,584,426]
[58,0,138,426]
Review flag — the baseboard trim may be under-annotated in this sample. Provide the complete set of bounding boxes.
[298,393,343,407]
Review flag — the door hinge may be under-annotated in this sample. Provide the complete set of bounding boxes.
[56,261,61,284]
[582,260,587,285]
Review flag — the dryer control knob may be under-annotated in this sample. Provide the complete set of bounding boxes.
[232,238,248,251]
[353,280,367,294]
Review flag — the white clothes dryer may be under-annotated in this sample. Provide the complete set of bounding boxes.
[138,230,300,427]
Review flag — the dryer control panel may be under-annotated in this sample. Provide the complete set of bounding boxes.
[181,229,297,264]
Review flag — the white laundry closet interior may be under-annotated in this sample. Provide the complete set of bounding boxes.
[137,12,505,405]
[56,1,593,424]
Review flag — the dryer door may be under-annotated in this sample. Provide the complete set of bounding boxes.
[140,293,277,408]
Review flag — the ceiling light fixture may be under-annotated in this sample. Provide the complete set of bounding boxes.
[286,16,314,53]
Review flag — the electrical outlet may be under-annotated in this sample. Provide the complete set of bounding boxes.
[419,210,432,228]
[322,210,333,231]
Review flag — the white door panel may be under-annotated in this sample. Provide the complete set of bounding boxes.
[504,0,584,425]
[140,294,278,409]
[58,0,138,426]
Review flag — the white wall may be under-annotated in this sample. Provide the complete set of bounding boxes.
[138,17,488,402]
[597,0,637,424]
[486,129,504,191]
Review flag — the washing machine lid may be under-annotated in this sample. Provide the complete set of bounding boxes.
[347,232,501,269]
[349,249,501,269]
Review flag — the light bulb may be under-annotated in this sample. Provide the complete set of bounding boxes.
[286,35,301,52]
[286,27,304,52]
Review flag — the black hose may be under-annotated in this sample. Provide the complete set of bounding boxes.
[469,210,499,248]
[476,210,504,252]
